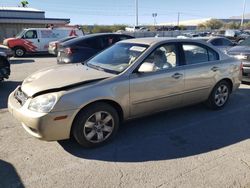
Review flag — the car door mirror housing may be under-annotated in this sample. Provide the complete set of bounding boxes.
[138,62,154,73]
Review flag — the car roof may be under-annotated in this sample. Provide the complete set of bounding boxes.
[62,33,133,46]
[118,37,212,46]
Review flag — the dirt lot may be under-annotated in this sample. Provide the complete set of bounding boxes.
[0,56,250,188]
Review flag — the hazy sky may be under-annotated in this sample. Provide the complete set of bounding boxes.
[1,0,249,25]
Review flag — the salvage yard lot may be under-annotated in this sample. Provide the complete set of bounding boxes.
[0,56,250,188]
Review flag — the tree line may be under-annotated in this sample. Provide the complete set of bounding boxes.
[198,19,250,30]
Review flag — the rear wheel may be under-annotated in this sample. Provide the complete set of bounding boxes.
[206,80,231,110]
[14,47,25,57]
[72,102,119,148]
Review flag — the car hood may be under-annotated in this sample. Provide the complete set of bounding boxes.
[227,45,250,55]
[21,64,115,97]
[0,44,10,50]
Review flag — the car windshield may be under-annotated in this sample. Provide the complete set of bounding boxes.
[16,30,26,38]
[86,43,148,74]
[238,37,250,46]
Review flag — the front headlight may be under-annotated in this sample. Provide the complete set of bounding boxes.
[28,93,58,113]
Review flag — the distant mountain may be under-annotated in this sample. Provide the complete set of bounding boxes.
[230,14,250,19]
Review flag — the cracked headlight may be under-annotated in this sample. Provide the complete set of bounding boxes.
[28,93,58,113]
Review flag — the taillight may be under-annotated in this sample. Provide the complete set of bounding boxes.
[64,47,74,55]
[240,62,243,71]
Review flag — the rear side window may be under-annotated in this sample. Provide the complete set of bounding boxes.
[208,50,219,61]
[101,36,117,48]
[221,38,233,46]
[41,30,57,39]
[210,39,223,46]
[76,38,101,49]
[182,44,219,65]
[117,35,133,41]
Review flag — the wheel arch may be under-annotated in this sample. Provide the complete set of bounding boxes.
[216,78,233,93]
[70,99,124,136]
[13,46,27,57]
[13,46,26,51]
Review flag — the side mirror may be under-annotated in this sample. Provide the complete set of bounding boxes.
[138,62,154,73]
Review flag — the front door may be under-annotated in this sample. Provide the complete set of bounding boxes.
[129,43,185,117]
[22,30,40,53]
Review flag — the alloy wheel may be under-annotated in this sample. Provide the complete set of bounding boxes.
[214,84,229,107]
[83,111,114,143]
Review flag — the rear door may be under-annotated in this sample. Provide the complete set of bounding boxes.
[180,42,221,105]
[129,43,185,117]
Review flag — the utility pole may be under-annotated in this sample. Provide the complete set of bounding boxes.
[177,12,180,26]
[135,0,138,26]
[152,13,157,26]
[241,0,246,28]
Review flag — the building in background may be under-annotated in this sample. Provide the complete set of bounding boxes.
[0,7,70,42]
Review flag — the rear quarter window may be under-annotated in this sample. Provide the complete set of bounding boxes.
[182,43,219,65]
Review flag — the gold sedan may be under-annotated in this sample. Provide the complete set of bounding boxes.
[8,38,242,147]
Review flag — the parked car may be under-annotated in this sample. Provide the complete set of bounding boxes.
[224,29,249,43]
[3,27,84,57]
[57,33,134,64]
[0,44,13,57]
[177,32,210,39]
[48,36,77,56]
[184,37,235,53]
[8,38,241,147]
[227,37,250,82]
[207,37,236,53]
[0,52,10,82]
[125,26,149,32]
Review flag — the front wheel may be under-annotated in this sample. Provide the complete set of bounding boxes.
[206,81,231,110]
[14,47,25,57]
[72,102,119,148]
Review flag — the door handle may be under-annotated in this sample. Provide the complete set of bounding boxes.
[172,73,183,79]
[37,39,40,42]
[211,66,219,72]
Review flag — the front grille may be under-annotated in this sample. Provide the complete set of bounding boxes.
[14,87,28,106]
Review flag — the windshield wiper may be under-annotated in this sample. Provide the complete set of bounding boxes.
[87,63,119,74]
[87,63,105,71]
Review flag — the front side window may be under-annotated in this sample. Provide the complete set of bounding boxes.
[183,44,219,65]
[142,44,177,72]
[86,43,148,74]
[24,30,37,39]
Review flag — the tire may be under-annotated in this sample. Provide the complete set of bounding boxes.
[206,80,231,110]
[14,47,26,57]
[72,102,119,148]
